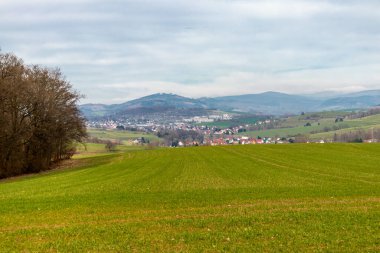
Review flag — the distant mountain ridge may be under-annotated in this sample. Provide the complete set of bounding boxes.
[112,93,207,110]
[80,90,380,119]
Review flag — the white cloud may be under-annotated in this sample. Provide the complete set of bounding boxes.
[1,0,380,104]
[228,1,336,19]
[87,63,380,103]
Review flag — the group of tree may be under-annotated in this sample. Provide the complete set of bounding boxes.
[86,136,122,145]
[0,52,86,178]
[309,124,349,134]
[246,120,280,132]
[346,108,380,120]
[156,129,204,147]
[333,128,380,143]
[105,140,117,151]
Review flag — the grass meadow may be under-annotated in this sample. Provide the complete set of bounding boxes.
[246,114,380,139]
[0,144,379,252]
[87,128,161,144]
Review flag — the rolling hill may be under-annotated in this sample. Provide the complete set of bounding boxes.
[80,93,209,119]
[112,93,206,110]
[320,95,380,110]
[199,91,319,114]
[80,90,380,119]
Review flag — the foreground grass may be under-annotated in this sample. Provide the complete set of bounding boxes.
[0,144,379,252]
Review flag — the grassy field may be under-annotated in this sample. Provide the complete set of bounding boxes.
[308,115,380,140]
[87,128,161,144]
[246,113,380,139]
[310,124,380,140]
[74,142,148,158]
[0,144,379,252]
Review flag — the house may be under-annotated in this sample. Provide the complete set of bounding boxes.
[133,137,147,144]
[211,138,226,146]
[364,139,378,143]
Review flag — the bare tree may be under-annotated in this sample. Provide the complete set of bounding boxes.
[105,141,117,152]
[0,52,86,178]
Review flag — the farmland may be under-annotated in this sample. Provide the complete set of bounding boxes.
[0,144,379,252]
[74,142,148,159]
[245,113,380,140]
[87,128,161,144]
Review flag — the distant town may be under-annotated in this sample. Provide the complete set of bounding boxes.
[85,106,380,147]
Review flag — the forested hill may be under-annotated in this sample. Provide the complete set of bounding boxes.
[80,90,380,119]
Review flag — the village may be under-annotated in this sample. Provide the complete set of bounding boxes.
[85,107,380,147]
[85,115,302,147]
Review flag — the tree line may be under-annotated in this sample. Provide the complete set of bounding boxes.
[333,128,380,143]
[0,52,86,178]
[346,108,380,120]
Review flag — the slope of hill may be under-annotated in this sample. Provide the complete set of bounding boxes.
[82,93,210,119]
[321,95,380,110]
[0,144,379,251]
[79,103,111,117]
[111,93,207,111]
[245,112,380,140]
[344,89,380,97]
[80,90,380,118]
[199,91,320,114]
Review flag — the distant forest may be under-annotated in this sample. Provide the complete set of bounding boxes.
[0,52,86,178]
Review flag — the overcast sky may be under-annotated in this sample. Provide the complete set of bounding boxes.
[1,0,380,104]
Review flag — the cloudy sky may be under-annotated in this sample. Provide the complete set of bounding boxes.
[1,0,380,103]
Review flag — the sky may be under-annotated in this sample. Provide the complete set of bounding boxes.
[1,0,380,104]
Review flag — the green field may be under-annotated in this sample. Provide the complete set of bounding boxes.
[0,144,379,252]
[246,113,380,139]
[310,124,380,140]
[74,142,148,159]
[87,128,161,144]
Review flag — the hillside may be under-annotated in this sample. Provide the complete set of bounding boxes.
[321,95,380,110]
[199,91,320,114]
[0,144,379,251]
[245,112,380,140]
[113,93,206,110]
[81,93,209,119]
[87,128,162,143]
[80,90,380,119]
